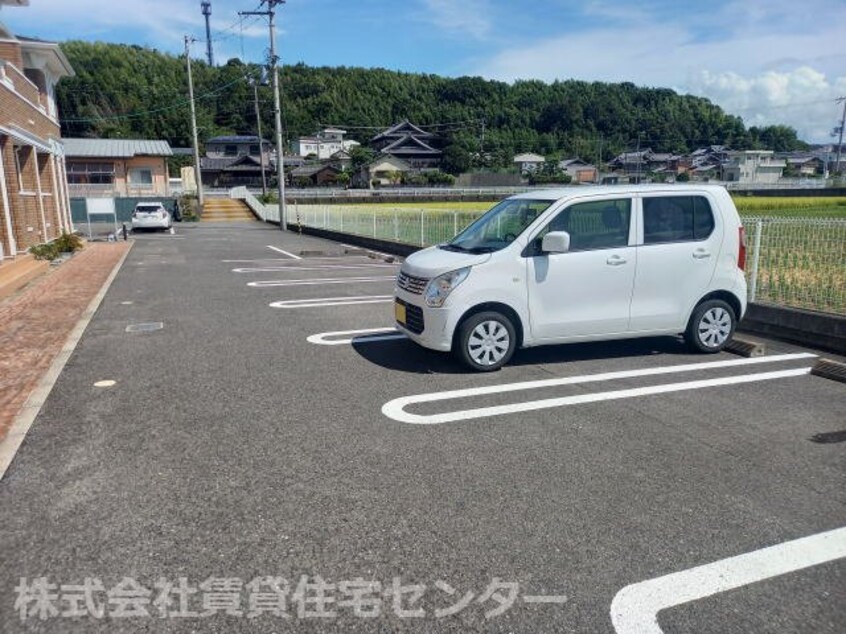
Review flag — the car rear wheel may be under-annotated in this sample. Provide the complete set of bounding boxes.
[685,299,736,353]
[455,311,516,372]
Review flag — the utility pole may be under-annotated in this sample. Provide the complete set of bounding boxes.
[835,96,846,177]
[240,0,287,230]
[635,133,642,183]
[596,135,603,183]
[201,2,214,66]
[184,36,204,207]
[252,76,268,197]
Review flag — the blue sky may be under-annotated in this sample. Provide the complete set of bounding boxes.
[2,0,845,142]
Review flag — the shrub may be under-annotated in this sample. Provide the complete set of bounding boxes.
[29,242,60,260]
[54,232,85,253]
[29,233,84,260]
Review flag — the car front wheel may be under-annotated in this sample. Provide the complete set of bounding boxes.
[455,311,517,372]
[685,299,736,353]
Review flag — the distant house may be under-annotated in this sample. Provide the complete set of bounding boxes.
[558,158,597,183]
[723,150,785,184]
[289,164,341,187]
[513,152,545,174]
[328,149,352,171]
[63,138,172,197]
[200,135,272,188]
[1,9,74,257]
[370,121,442,170]
[780,154,824,176]
[296,128,359,160]
[353,155,411,188]
[608,149,651,174]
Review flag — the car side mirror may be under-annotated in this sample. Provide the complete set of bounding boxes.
[541,231,570,254]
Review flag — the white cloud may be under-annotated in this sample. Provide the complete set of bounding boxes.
[4,0,202,44]
[470,1,846,142]
[420,0,493,40]
[688,67,846,143]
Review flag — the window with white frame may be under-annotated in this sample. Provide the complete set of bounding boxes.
[128,168,154,187]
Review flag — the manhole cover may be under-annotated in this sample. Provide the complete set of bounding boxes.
[125,322,164,333]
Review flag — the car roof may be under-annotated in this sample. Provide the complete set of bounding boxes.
[135,201,165,206]
[509,184,728,202]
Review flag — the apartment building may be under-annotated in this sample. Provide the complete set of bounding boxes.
[0,1,74,259]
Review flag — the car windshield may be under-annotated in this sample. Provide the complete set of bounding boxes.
[443,199,553,253]
[136,206,161,213]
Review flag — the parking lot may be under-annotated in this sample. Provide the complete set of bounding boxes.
[1,222,843,632]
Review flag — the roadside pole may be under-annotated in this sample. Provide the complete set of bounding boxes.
[241,0,287,230]
[252,77,268,197]
[184,36,204,208]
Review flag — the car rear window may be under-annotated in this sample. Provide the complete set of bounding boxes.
[643,196,714,244]
[136,205,162,212]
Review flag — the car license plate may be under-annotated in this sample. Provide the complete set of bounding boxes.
[394,301,406,324]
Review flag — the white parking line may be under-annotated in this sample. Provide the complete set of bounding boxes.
[307,327,407,345]
[248,276,396,288]
[270,296,394,309]
[381,353,817,424]
[233,264,397,273]
[611,525,846,634]
[266,245,302,259]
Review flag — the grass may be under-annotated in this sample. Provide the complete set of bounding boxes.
[732,196,846,219]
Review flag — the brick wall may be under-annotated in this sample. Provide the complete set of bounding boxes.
[0,45,66,254]
[0,40,24,70]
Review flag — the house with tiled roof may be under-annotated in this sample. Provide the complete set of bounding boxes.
[200,135,273,188]
[370,121,442,170]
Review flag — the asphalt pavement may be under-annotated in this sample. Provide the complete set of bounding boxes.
[0,221,843,633]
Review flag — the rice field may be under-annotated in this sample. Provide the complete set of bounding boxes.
[287,196,846,314]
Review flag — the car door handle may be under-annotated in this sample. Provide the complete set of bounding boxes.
[606,255,627,266]
[692,250,711,259]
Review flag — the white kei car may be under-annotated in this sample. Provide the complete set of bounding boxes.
[131,202,172,231]
[394,185,748,371]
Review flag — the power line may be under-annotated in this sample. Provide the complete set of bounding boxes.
[59,76,248,123]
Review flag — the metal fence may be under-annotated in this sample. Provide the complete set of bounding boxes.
[744,217,846,314]
[281,203,846,315]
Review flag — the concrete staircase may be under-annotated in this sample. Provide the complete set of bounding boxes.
[201,198,256,222]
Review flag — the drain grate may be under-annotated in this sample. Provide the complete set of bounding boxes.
[810,358,846,384]
[125,322,164,333]
[809,430,846,444]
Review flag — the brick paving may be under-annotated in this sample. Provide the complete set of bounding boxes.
[0,242,130,442]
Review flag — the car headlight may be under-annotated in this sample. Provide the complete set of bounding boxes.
[424,267,470,307]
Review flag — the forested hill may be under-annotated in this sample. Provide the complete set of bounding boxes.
[56,40,806,165]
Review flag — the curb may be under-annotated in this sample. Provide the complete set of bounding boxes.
[0,242,134,481]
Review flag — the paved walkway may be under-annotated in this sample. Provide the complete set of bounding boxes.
[0,242,130,442]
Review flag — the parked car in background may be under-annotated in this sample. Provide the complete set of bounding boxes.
[394,185,748,371]
[131,202,172,231]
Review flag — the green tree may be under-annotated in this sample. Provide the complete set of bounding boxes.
[441,144,471,175]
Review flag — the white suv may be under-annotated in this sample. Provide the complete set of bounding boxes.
[394,185,748,371]
[131,202,172,231]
